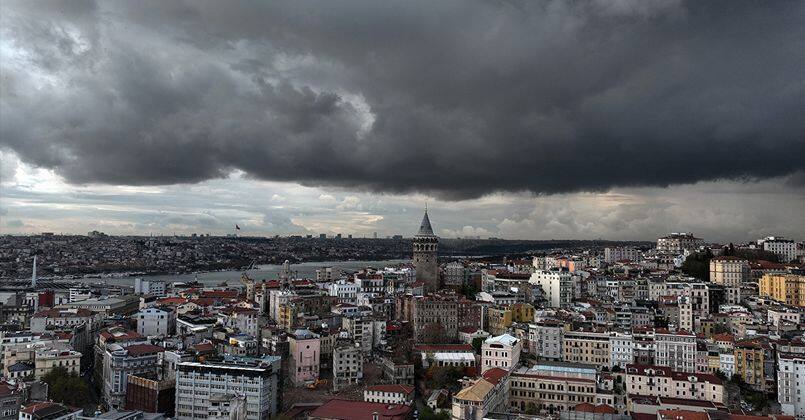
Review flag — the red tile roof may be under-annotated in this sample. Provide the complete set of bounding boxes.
[200,290,240,299]
[481,368,508,385]
[309,399,411,420]
[125,344,165,356]
[157,297,188,305]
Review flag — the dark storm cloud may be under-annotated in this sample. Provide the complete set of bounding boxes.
[1,0,804,199]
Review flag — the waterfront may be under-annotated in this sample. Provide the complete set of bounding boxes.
[101,259,408,287]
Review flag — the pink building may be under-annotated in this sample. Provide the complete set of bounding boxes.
[289,329,321,386]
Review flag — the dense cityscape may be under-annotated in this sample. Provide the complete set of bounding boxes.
[0,211,802,420]
[2,2,805,420]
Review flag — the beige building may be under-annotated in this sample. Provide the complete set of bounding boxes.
[452,368,509,420]
[625,364,724,403]
[710,257,749,304]
[759,274,805,307]
[508,362,598,415]
[34,348,81,379]
[563,330,610,369]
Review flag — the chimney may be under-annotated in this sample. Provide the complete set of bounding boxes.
[31,255,37,289]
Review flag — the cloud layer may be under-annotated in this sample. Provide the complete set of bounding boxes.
[2,0,804,199]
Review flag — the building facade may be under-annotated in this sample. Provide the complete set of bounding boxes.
[175,356,281,420]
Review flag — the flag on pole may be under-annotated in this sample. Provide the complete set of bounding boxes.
[235,224,241,230]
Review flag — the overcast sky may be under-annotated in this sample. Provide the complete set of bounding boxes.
[1,0,803,242]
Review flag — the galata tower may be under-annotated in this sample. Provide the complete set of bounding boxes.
[413,208,439,293]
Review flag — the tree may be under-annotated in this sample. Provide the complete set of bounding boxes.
[427,366,465,392]
[419,405,450,420]
[41,366,90,407]
[525,403,538,415]
[681,249,713,281]
[471,336,485,354]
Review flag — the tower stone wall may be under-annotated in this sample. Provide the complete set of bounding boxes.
[413,210,439,293]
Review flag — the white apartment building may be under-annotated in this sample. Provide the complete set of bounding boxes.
[175,356,281,420]
[482,334,521,373]
[604,247,640,263]
[328,281,358,304]
[529,269,573,308]
[719,353,735,378]
[625,364,724,403]
[102,343,164,408]
[655,331,696,373]
[527,322,563,360]
[133,278,167,297]
[759,236,797,263]
[217,307,259,337]
[136,307,176,337]
[610,333,634,369]
[778,352,805,418]
[333,341,363,391]
[364,384,414,405]
[341,316,384,353]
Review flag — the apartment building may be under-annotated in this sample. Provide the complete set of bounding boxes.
[509,362,598,415]
[102,343,164,409]
[529,269,573,308]
[34,348,81,379]
[759,274,805,307]
[655,330,696,373]
[528,321,563,360]
[135,307,176,337]
[482,334,521,373]
[625,364,724,403]
[777,352,805,418]
[656,233,703,254]
[563,330,610,369]
[364,384,414,405]
[175,356,281,420]
[411,295,458,342]
[710,257,749,304]
[332,340,363,391]
[287,329,320,387]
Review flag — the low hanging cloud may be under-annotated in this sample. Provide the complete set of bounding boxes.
[1,0,804,200]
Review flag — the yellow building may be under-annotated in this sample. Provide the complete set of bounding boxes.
[277,303,296,331]
[509,303,535,323]
[759,274,805,307]
[733,340,768,392]
[487,307,513,336]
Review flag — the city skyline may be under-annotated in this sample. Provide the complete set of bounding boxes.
[2,1,804,241]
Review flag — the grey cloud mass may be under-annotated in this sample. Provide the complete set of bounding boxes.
[1,0,805,200]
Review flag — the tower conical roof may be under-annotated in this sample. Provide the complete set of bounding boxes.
[417,210,434,236]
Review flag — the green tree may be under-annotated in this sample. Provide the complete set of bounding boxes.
[681,249,714,281]
[525,403,538,415]
[471,337,485,354]
[41,366,90,407]
[419,405,450,420]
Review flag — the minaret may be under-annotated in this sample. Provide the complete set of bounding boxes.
[413,207,439,293]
